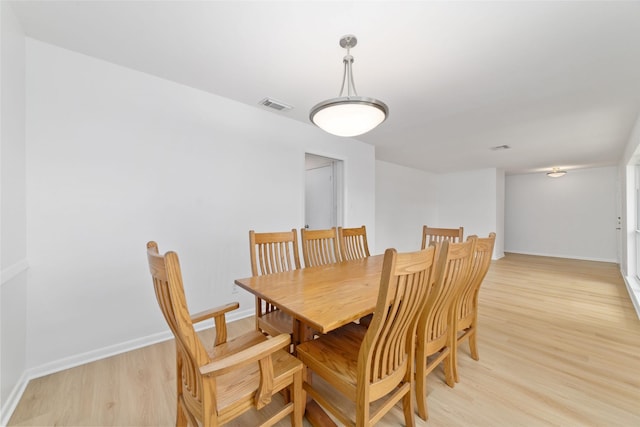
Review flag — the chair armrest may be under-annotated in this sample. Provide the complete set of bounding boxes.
[200,333,290,377]
[190,302,239,324]
[200,333,293,409]
[191,302,239,346]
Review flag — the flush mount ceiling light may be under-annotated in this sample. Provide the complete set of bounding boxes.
[546,167,567,178]
[309,35,388,137]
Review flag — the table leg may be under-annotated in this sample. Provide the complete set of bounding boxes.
[305,400,337,427]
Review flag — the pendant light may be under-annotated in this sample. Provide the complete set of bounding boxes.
[310,35,388,137]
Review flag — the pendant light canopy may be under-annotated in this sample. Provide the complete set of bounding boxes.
[310,35,388,137]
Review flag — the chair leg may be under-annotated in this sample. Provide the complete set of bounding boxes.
[453,330,461,383]
[291,370,303,427]
[469,327,479,361]
[444,347,455,388]
[176,400,188,427]
[403,387,415,427]
[176,397,197,427]
[415,358,429,421]
[176,354,189,427]
[453,345,460,383]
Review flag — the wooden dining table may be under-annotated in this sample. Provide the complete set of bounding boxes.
[234,254,385,426]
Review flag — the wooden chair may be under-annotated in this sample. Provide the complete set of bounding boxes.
[338,225,373,327]
[249,229,301,339]
[146,241,303,427]
[338,225,370,261]
[296,246,437,427]
[415,238,475,421]
[452,232,496,382]
[300,227,340,267]
[421,225,464,249]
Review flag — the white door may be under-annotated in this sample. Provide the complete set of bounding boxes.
[305,164,335,229]
[304,154,343,230]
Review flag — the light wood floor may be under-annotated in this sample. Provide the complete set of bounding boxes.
[9,253,640,426]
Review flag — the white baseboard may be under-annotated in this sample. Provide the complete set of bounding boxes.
[0,370,29,427]
[27,307,254,380]
[505,250,618,264]
[623,275,640,320]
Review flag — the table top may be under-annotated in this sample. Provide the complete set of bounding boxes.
[234,254,384,334]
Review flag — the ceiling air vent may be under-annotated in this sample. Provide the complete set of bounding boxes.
[259,98,293,112]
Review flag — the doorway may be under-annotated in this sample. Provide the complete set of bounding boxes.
[305,154,343,230]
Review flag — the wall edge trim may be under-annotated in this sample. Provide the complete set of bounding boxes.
[623,275,640,320]
[0,370,29,426]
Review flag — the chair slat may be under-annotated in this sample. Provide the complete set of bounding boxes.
[339,225,370,262]
[421,225,464,249]
[301,227,340,267]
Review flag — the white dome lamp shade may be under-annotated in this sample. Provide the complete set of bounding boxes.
[310,35,389,137]
[546,167,567,178]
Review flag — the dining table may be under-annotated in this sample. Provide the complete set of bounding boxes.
[234,254,385,426]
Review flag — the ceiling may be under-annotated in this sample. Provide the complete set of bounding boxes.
[10,0,640,175]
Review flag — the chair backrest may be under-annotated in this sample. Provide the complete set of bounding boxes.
[146,242,211,407]
[419,239,475,342]
[360,246,437,392]
[454,233,496,322]
[338,225,370,261]
[421,225,464,249]
[249,229,301,276]
[300,227,340,267]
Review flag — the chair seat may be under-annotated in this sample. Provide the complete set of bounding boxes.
[301,372,395,424]
[296,322,367,398]
[258,309,294,337]
[215,347,303,414]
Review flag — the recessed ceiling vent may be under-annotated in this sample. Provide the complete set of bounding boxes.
[259,98,293,112]
[490,145,511,151]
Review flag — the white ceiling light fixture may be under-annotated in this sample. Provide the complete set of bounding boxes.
[546,167,567,178]
[310,35,389,137]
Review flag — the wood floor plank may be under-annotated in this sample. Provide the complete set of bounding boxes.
[8,253,640,426]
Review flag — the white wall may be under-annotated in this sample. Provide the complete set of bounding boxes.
[505,166,618,262]
[375,160,438,252]
[0,1,28,422]
[437,168,505,258]
[374,164,504,258]
[25,39,375,373]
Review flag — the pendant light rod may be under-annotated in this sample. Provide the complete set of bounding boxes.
[339,35,357,97]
